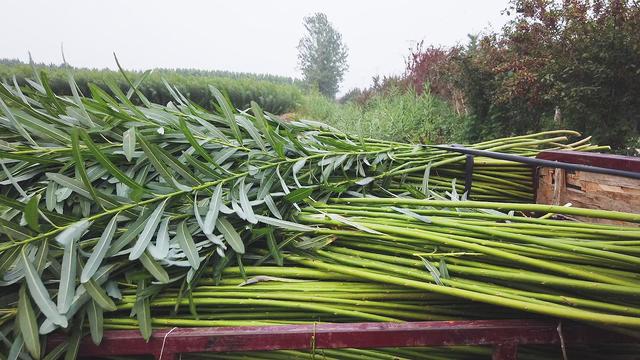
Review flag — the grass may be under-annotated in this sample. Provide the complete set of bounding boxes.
[298,86,469,144]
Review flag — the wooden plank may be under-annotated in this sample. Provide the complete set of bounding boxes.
[537,167,640,226]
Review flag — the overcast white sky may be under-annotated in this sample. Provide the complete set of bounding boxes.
[1,0,511,94]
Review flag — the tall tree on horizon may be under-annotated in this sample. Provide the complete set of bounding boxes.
[297,13,349,98]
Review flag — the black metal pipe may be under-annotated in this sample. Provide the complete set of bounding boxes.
[435,145,640,180]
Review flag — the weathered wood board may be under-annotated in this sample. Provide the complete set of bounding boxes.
[536,167,640,226]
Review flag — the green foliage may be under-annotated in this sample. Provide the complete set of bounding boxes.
[300,86,468,144]
[0,62,303,114]
[297,13,349,98]
[452,0,640,149]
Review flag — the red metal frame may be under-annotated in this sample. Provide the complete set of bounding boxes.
[536,150,640,172]
[47,319,635,359]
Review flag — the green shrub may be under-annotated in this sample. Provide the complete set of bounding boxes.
[300,86,468,144]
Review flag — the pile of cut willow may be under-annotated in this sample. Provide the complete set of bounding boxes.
[0,67,636,360]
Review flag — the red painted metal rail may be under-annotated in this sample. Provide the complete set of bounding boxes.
[536,150,640,172]
[47,319,635,359]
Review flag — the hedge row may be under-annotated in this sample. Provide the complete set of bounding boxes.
[0,63,303,114]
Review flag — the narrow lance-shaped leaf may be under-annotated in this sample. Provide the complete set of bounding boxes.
[34,239,49,275]
[255,214,314,232]
[1,162,28,198]
[264,195,282,220]
[134,279,152,342]
[64,311,85,360]
[55,219,91,247]
[178,117,214,164]
[78,129,144,194]
[17,286,40,359]
[148,217,170,260]
[79,258,117,312]
[71,128,103,208]
[137,131,185,190]
[139,251,170,283]
[8,334,24,360]
[122,127,136,162]
[81,216,118,283]
[129,199,168,260]
[0,97,37,146]
[176,220,201,270]
[292,158,306,187]
[216,218,244,254]
[20,248,67,327]
[57,238,78,314]
[266,229,283,266]
[24,195,41,232]
[210,86,242,143]
[108,208,151,256]
[238,180,257,224]
[418,256,444,286]
[86,299,103,345]
[251,101,285,157]
[203,183,223,235]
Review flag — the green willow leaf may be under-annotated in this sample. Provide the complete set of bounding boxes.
[72,128,103,208]
[78,255,117,312]
[134,279,152,342]
[81,216,118,283]
[264,195,282,220]
[8,334,24,360]
[83,275,117,312]
[24,195,41,232]
[55,219,91,247]
[265,229,283,266]
[78,129,144,194]
[0,97,37,146]
[292,158,306,187]
[254,214,314,232]
[17,286,40,359]
[137,132,183,190]
[34,239,49,275]
[122,127,136,162]
[129,199,168,260]
[114,53,151,106]
[21,248,67,327]
[176,220,201,270]
[108,208,151,256]
[209,86,242,143]
[42,342,67,360]
[284,187,314,203]
[86,299,104,345]
[148,217,170,260]
[0,247,21,276]
[238,180,257,224]
[418,256,444,286]
[57,238,78,314]
[251,101,284,157]
[46,173,90,199]
[178,117,214,163]
[216,218,244,254]
[139,251,169,283]
[64,313,84,360]
[203,183,223,235]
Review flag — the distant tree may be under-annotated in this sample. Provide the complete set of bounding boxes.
[297,13,349,98]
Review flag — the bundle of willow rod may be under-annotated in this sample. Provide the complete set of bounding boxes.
[0,65,611,359]
[292,199,640,334]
